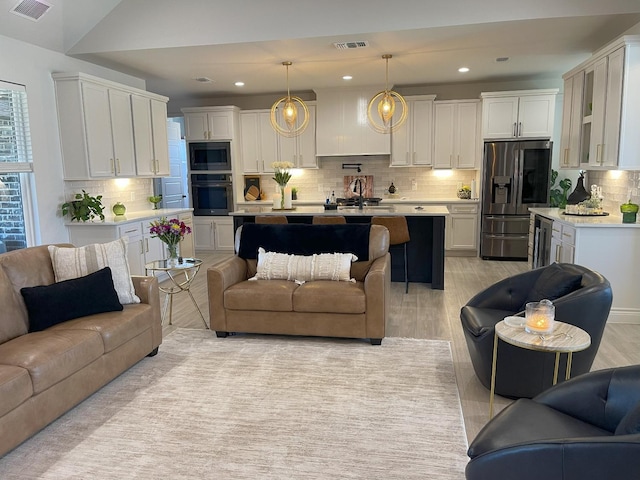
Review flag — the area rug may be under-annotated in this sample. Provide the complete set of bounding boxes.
[0,330,469,479]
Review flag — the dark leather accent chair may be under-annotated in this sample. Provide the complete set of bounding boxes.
[460,263,612,398]
[466,365,640,480]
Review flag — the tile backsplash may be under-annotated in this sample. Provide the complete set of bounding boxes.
[585,170,640,213]
[64,178,155,214]
[252,156,478,202]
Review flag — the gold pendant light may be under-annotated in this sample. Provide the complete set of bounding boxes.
[270,62,309,138]
[367,54,408,134]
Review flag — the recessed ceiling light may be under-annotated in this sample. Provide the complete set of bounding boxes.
[342,75,353,81]
[235,81,245,87]
[458,67,470,73]
[194,77,213,83]
[496,57,510,63]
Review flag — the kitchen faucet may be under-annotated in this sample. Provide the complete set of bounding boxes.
[353,178,364,210]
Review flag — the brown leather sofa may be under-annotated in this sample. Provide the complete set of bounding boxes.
[0,245,162,457]
[208,224,390,344]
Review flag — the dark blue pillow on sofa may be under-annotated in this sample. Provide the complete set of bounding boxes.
[21,266,123,332]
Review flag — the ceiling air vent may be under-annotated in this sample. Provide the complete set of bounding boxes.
[333,41,369,50]
[10,0,52,22]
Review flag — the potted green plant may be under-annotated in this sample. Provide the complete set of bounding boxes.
[291,187,298,201]
[61,190,105,222]
[549,170,572,208]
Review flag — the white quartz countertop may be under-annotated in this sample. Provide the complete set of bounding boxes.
[65,208,193,226]
[236,198,478,207]
[529,208,640,228]
[229,205,449,216]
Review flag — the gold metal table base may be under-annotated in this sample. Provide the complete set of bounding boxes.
[145,259,208,329]
[488,320,591,419]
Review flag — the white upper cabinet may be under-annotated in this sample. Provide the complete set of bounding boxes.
[481,90,557,140]
[315,87,390,156]
[562,35,640,170]
[433,100,480,169]
[559,72,584,169]
[132,96,170,176]
[240,111,277,174]
[53,72,169,180]
[241,106,317,174]
[390,95,435,167]
[278,105,317,168]
[182,107,235,141]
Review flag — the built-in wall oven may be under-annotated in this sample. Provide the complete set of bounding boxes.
[191,173,233,216]
[189,142,231,171]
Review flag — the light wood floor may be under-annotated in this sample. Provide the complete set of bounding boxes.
[160,252,640,443]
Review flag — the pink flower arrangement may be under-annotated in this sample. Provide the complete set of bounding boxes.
[149,217,191,247]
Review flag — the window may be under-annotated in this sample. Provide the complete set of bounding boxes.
[0,80,34,252]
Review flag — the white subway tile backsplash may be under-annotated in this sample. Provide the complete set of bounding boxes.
[587,170,640,212]
[253,157,478,201]
[64,178,155,214]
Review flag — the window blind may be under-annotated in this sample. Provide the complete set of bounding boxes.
[0,80,33,172]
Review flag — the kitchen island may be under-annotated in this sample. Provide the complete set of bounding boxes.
[529,207,640,324]
[229,205,448,289]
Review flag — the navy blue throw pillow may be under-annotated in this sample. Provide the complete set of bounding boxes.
[21,266,123,332]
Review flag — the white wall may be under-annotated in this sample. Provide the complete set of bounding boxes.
[0,34,146,245]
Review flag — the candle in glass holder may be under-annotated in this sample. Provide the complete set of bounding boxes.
[525,299,555,334]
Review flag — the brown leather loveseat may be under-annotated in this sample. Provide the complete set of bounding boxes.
[208,223,390,344]
[0,244,162,457]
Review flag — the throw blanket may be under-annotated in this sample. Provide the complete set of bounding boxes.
[238,224,371,261]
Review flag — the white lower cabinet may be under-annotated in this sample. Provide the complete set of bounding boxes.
[446,204,478,252]
[194,216,234,251]
[178,212,195,259]
[550,221,575,263]
[66,211,194,276]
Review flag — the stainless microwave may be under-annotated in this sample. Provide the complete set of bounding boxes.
[188,142,231,171]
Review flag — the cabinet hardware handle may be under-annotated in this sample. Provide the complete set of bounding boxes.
[145,238,149,253]
[139,240,144,255]
[513,123,517,137]
[155,159,159,173]
[150,160,155,173]
[518,122,522,137]
[596,144,602,164]
[406,152,409,164]
[413,152,416,163]
[555,244,561,262]
[110,158,115,173]
[563,149,569,166]
[457,155,460,165]
[116,159,121,174]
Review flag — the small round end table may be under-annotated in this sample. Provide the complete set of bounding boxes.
[145,258,208,329]
[489,320,591,418]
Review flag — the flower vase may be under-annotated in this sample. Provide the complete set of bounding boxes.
[280,186,286,210]
[166,244,179,267]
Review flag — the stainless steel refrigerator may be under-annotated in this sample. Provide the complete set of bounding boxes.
[481,140,552,260]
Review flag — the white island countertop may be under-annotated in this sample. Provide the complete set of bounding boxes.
[229,205,449,217]
[529,208,640,228]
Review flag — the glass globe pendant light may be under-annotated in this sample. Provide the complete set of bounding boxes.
[367,54,408,134]
[270,62,309,138]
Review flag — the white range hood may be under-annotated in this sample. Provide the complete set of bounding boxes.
[315,87,391,157]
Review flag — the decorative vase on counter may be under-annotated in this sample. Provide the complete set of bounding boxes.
[620,200,639,224]
[166,243,179,267]
[112,202,126,216]
[566,173,590,205]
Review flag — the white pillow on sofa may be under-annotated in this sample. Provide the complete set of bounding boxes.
[250,247,357,283]
[48,238,140,304]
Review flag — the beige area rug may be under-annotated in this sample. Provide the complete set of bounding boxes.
[0,330,469,479]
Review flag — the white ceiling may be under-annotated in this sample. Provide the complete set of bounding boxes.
[2,0,640,102]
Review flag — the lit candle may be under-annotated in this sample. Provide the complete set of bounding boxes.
[525,300,555,334]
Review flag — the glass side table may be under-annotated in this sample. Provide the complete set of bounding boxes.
[144,258,208,329]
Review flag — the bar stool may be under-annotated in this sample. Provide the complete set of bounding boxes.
[371,216,410,293]
[312,216,346,224]
[255,216,288,224]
